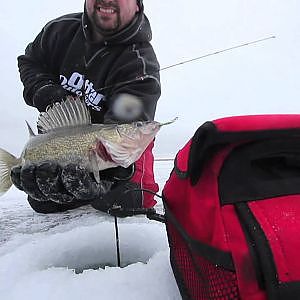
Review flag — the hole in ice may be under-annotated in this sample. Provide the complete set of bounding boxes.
[13,220,168,273]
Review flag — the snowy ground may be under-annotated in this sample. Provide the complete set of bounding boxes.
[0,161,181,300]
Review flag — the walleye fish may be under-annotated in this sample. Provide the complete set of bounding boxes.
[0,97,176,196]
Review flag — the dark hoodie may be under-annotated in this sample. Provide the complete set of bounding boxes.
[17,3,161,123]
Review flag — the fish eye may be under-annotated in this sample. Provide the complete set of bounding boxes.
[136,121,143,127]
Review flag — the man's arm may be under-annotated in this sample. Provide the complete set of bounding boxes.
[17,27,70,111]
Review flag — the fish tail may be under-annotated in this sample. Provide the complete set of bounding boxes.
[0,148,20,196]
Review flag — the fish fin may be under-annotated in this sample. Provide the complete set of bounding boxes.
[25,121,36,137]
[99,139,141,169]
[37,96,91,133]
[0,148,20,196]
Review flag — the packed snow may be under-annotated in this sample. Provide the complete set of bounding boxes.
[0,162,181,300]
[1,0,300,299]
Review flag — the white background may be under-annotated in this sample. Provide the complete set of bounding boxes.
[0,1,299,299]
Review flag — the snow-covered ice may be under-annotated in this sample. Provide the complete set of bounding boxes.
[0,162,181,300]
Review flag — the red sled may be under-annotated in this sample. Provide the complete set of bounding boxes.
[162,115,300,300]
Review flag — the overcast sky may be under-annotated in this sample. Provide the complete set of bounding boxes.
[0,0,299,157]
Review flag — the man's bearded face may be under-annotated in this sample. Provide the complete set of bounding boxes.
[86,0,139,35]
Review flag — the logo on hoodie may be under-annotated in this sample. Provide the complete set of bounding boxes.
[60,72,105,111]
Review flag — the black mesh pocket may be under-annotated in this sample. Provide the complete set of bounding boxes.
[166,216,240,300]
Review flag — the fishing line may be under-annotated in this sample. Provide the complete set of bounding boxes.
[114,214,121,267]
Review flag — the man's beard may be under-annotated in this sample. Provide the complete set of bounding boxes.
[91,8,121,35]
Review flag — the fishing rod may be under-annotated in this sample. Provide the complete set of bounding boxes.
[75,35,276,102]
[160,35,276,71]
[88,35,276,95]
[110,189,166,268]
[111,207,165,267]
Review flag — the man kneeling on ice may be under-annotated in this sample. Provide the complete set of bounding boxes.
[12,0,160,216]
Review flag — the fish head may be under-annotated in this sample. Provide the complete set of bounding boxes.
[129,117,178,138]
[95,120,165,168]
[130,120,161,138]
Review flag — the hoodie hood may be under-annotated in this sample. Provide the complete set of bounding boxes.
[82,1,152,46]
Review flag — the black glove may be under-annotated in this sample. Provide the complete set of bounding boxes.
[99,164,135,181]
[10,161,110,204]
[91,181,142,217]
[32,84,71,112]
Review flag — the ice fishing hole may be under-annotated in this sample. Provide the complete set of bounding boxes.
[39,221,168,272]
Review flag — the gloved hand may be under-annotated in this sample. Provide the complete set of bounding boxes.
[33,84,71,112]
[91,181,143,217]
[10,161,111,204]
[99,164,135,181]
